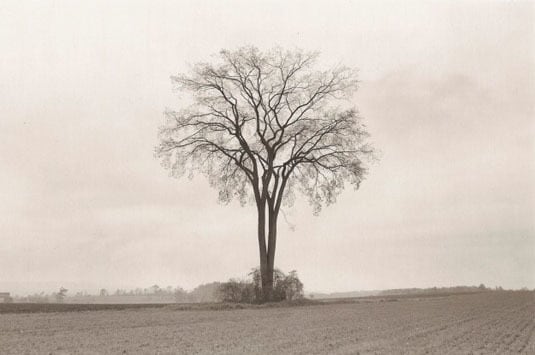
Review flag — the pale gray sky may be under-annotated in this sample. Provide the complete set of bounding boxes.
[1,0,534,295]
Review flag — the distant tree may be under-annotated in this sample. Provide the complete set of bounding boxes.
[478,284,487,291]
[189,282,222,303]
[28,292,49,303]
[157,46,374,301]
[99,288,109,297]
[174,286,188,303]
[55,287,68,303]
[149,285,161,295]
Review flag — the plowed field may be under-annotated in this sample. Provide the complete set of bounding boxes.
[1,291,533,354]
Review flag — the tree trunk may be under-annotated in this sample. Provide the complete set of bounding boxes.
[257,203,271,302]
[261,207,279,302]
[261,263,274,302]
[257,202,279,302]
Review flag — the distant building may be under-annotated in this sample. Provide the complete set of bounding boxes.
[0,292,12,303]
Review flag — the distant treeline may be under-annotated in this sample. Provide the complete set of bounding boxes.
[14,283,222,304]
[309,284,518,300]
[13,283,528,304]
[378,284,500,296]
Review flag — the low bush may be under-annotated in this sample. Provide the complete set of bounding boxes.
[218,268,304,303]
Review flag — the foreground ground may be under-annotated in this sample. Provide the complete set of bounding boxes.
[0,292,533,354]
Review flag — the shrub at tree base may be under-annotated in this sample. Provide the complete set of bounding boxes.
[218,269,304,303]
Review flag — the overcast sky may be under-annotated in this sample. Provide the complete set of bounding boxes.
[1,0,533,295]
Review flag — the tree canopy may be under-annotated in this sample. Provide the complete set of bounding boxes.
[157,46,373,215]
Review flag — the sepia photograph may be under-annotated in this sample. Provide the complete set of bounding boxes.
[1,0,534,354]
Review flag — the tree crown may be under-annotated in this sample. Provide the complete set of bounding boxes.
[157,46,374,214]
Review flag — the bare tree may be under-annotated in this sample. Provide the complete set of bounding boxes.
[157,46,374,301]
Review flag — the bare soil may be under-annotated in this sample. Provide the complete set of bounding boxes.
[1,291,533,354]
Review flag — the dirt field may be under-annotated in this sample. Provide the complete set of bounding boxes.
[1,291,533,354]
